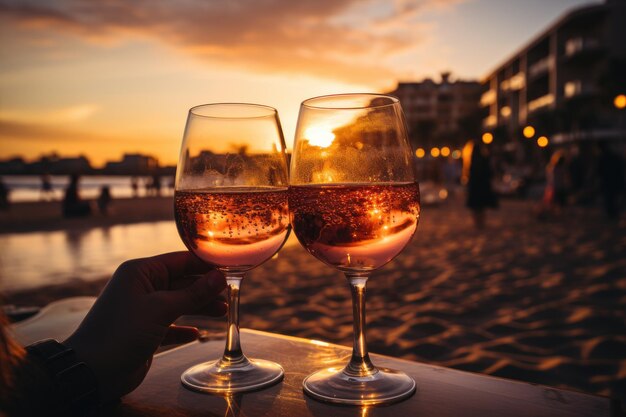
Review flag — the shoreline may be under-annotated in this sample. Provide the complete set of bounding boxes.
[0,196,175,234]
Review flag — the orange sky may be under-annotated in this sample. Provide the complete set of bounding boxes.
[0,0,596,167]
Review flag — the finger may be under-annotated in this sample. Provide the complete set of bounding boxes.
[149,270,226,324]
[204,300,228,317]
[169,274,225,291]
[111,251,215,292]
[148,251,214,281]
[161,325,199,346]
[180,296,227,317]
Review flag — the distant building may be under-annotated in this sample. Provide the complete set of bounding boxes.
[480,0,626,145]
[54,156,92,173]
[27,154,92,174]
[0,157,27,174]
[104,153,159,174]
[388,72,484,148]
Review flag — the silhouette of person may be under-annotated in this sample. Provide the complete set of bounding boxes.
[40,173,54,201]
[97,185,112,215]
[0,252,227,416]
[568,146,585,203]
[0,177,9,210]
[62,174,92,218]
[130,176,139,198]
[151,174,162,197]
[466,141,498,228]
[544,151,569,216]
[598,142,625,220]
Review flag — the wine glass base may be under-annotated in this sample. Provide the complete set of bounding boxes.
[181,358,284,394]
[303,367,416,406]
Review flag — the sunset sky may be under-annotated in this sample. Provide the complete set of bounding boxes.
[0,0,597,167]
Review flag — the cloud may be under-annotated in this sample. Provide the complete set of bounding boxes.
[0,117,178,165]
[0,117,112,143]
[0,0,466,84]
[0,104,99,124]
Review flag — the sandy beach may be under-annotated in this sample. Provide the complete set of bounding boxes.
[2,194,625,405]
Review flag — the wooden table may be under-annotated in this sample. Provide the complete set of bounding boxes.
[114,329,616,417]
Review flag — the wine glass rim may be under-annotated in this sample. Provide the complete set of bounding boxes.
[189,103,278,119]
[301,93,399,110]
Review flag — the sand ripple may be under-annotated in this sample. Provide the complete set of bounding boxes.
[5,198,625,406]
[238,199,626,405]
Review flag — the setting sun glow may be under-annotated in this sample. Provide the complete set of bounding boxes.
[304,127,336,148]
[0,0,597,167]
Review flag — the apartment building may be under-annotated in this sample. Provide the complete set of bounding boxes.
[389,72,484,148]
[480,0,626,145]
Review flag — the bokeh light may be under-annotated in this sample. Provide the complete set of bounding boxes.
[441,146,451,157]
[537,136,549,147]
[415,148,425,158]
[430,147,440,157]
[523,126,535,138]
[482,133,493,144]
[615,94,626,109]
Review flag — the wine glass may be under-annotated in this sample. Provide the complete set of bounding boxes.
[289,94,420,405]
[175,103,290,393]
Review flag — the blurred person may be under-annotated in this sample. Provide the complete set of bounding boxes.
[0,252,227,416]
[0,177,9,210]
[130,176,139,198]
[442,157,461,197]
[598,142,625,220]
[465,141,498,229]
[143,176,151,196]
[39,173,54,201]
[568,146,585,203]
[97,185,112,215]
[543,151,570,217]
[151,174,162,197]
[62,174,92,218]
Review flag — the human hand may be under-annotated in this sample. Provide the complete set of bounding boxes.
[63,251,227,404]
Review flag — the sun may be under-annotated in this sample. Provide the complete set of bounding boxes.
[304,127,335,148]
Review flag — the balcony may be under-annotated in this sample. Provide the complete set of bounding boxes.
[483,115,497,128]
[480,89,496,106]
[528,57,554,79]
[500,73,525,92]
[564,80,597,98]
[527,94,554,113]
[509,73,525,90]
[565,37,601,58]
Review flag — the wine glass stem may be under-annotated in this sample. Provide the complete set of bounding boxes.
[220,274,247,365]
[345,274,376,377]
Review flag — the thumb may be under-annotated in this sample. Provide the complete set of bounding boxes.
[150,270,226,324]
[161,325,200,346]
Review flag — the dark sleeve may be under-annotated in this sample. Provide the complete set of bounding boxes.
[3,340,100,417]
[2,353,66,416]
